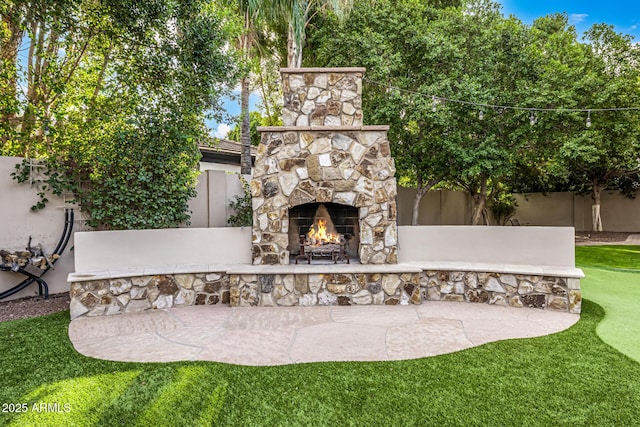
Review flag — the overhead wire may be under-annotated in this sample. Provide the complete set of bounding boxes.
[363,77,640,113]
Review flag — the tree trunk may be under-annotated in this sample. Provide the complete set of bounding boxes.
[0,11,23,132]
[411,176,440,225]
[471,194,486,225]
[412,187,428,226]
[287,24,302,68]
[240,76,251,175]
[470,175,488,225]
[591,180,604,232]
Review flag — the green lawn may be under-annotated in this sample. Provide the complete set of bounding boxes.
[0,246,638,426]
[580,268,640,362]
[576,245,640,362]
[575,245,640,269]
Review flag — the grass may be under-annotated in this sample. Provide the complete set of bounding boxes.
[0,246,638,426]
[580,268,640,362]
[575,244,640,269]
[576,245,640,362]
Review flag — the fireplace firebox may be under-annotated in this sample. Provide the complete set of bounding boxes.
[288,203,359,263]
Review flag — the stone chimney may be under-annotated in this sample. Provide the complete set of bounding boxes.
[252,68,398,265]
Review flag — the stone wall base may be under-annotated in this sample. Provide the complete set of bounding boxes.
[421,271,581,314]
[69,270,581,319]
[230,272,421,307]
[69,273,229,319]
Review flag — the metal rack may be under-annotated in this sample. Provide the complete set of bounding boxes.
[0,209,74,300]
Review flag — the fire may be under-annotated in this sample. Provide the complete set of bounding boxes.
[307,219,341,245]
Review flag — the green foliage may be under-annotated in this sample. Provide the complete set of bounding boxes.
[309,0,539,223]
[13,110,202,229]
[227,175,252,227]
[2,0,241,229]
[488,186,518,225]
[259,0,355,68]
[227,111,278,146]
[309,0,640,226]
[522,19,640,199]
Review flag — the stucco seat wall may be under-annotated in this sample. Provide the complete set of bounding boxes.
[396,226,583,313]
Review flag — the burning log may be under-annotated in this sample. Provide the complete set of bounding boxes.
[295,203,350,264]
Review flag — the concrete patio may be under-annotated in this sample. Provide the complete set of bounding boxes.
[68,301,579,366]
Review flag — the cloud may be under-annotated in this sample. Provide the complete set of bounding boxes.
[569,13,588,25]
[212,123,231,139]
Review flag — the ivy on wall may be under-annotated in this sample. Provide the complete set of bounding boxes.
[227,175,252,227]
[12,110,201,230]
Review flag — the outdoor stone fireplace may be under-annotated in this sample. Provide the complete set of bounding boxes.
[252,68,398,265]
[66,67,582,317]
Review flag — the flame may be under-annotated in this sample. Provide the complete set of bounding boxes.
[307,219,340,245]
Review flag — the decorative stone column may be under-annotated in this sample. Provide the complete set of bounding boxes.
[252,68,398,265]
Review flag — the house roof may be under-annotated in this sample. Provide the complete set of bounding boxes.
[199,138,257,165]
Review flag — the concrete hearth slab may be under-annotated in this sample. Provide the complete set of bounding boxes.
[68,302,579,366]
[225,263,423,275]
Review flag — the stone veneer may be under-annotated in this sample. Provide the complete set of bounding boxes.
[281,67,364,127]
[67,67,582,318]
[68,269,580,316]
[252,68,398,265]
[421,271,581,314]
[232,272,421,307]
[69,273,229,318]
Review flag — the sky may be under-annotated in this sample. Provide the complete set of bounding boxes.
[499,0,640,40]
[206,93,261,139]
[208,1,640,139]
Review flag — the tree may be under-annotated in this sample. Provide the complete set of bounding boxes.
[226,48,283,148]
[521,18,640,231]
[435,2,549,225]
[264,0,354,68]
[309,0,640,229]
[309,0,540,225]
[3,0,240,229]
[228,0,265,175]
[308,0,460,224]
[226,0,353,175]
[556,25,640,231]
